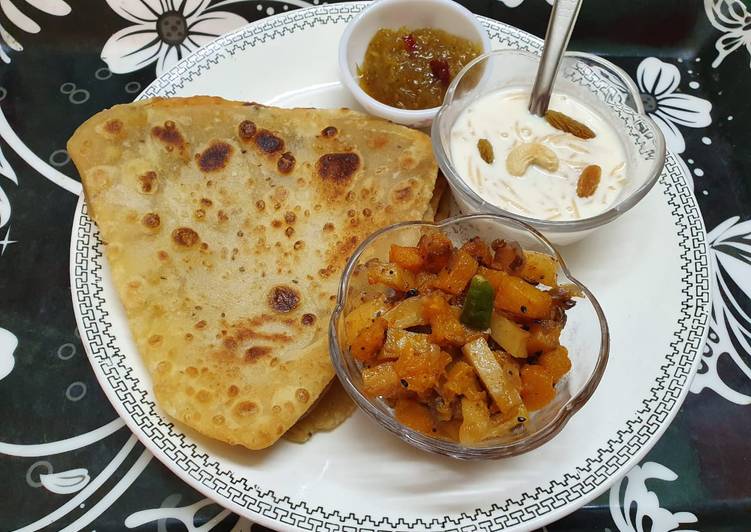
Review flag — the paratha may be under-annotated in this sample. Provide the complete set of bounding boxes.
[284,379,356,443]
[68,96,437,449]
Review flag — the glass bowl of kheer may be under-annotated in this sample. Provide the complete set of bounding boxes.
[432,50,666,246]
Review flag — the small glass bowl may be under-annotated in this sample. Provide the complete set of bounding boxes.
[432,50,667,246]
[329,214,609,459]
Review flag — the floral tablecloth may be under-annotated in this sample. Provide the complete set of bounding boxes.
[1,0,749,530]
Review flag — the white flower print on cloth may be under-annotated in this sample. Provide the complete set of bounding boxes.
[102,0,247,76]
[636,57,712,154]
[610,461,698,532]
[705,0,751,68]
[0,0,71,63]
[691,216,751,405]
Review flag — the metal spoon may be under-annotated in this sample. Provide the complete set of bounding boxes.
[528,0,583,116]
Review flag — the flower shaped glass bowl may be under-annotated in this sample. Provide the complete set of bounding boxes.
[432,50,666,246]
[329,214,609,459]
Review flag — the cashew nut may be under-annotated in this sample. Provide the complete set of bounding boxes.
[505,142,559,176]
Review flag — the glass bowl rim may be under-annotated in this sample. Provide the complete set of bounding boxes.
[328,213,611,459]
[431,48,667,234]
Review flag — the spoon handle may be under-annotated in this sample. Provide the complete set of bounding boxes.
[528,0,583,116]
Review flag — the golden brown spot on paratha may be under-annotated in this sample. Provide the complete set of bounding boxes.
[200,198,212,207]
[393,185,413,202]
[268,285,300,313]
[245,346,271,362]
[212,414,225,425]
[196,141,233,172]
[141,212,160,229]
[285,227,294,237]
[195,320,207,329]
[295,388,310,403]
[363,208,372,217]
[272,405,282,414]
[293,240,304,250]
[271,220,282,228]
[151,120,185,149]
[197,390,211,403]
[368,134,388,149]
[347,209,355,218]
[148,334,162,345]
[195,209,206,220]
[323,223,334,232]
[316,153,360,184]
[238,120,256,140]
[255,200,265,211]
[284,211,296,224]
[217,210,229,223]
[172,227,199,247]
[156,360,171,373]
[137,171,158,194]
[223,337,237,350]
[400,156,417,170]
[234,401,258,417]
[321,126,337,138]
[255,129,284,154]
[104,119,123,134]
[186,366,198,376]
[277,152,295,174]
[301,313,316,326]
[157,250,169,261]
[227,385,239,397]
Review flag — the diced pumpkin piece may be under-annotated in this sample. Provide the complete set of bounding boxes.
[394,345,451,394]
[350,317,388,362]
[491,239,525,273]
[362,362,401,397]
[442,360,485,402]
[389,244,424,272]
[418,230,453,273]
[538,345,571,382]
[395,398,435,434]
[527,321,562,355]
[492,270,553,319]
[381,328,434,361]
[344,295,390,340]
[384,296,428,329]
[416,272,437,291]
[423,294,470,345]
[519,251,558,286]
[490,313,530,358]
[520,364,556,411]
[459,397,491,444]
[462,337,523,415]
[367,260,416,292]
[434,249,478,295]
[437,418,462,441]
[460,236,493,266]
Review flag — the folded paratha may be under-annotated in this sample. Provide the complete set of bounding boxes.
[68,96,437,449]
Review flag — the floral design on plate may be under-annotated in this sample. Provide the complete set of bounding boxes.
[0,0,71,62]
[609,461,698,532]
[102,0,248,76]
[691,216,751,405]
[705,0,751,68]
[636,57,712,154]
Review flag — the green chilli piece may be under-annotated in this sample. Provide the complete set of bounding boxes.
[460,275,495,330]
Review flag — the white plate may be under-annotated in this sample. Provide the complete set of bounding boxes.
[69,4,711,531]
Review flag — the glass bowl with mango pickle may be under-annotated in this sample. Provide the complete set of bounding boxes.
[329,214,609,459]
